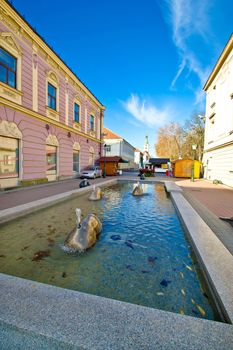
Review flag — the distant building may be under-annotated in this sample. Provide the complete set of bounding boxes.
[202,34,233,187]
[0,1,105,189]
[134,148,143,168]
[143,135,151,167]
[103,127,135,169]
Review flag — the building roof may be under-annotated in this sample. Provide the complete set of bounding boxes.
[103,127,122,139]
[203,33,233,91]
[149,158,170,165]
[99,156,128,163]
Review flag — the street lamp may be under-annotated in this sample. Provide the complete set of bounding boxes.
[191,144,197,182]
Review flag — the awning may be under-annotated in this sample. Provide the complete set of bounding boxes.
[99,156,129,163]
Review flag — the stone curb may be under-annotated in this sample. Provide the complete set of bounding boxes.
[171,191,233,323]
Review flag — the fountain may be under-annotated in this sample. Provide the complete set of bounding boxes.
[64,208,102,251]
[88,185,103,201]
[132,181,143,196]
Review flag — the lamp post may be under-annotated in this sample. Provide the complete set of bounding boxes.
[191,144,197,182]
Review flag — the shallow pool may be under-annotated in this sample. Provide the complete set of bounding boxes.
[0,182,219,320]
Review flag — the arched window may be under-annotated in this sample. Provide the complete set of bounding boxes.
[89,146,94,166]
[0,32,22,105]
[46,134,59,176]
[73,142,80,173]
[46,71,59,120]
[0,121,22,180]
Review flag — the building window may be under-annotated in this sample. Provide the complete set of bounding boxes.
[48,83,57,110]
[74,103,79,123]
[89,152,94,166]
[90,115,94,131]
[0,136,19,178]
[73,150,80,172]
[0,47,17,88]
[46,145,57,174]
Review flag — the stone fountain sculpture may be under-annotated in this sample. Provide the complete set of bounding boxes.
[132,181,143,196]
[64,208,102,251]
[88,185,103,201]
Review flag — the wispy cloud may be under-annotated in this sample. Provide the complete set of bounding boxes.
[123,94,171,127]
[162,0,213,101]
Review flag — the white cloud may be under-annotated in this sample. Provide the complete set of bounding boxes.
[123,94,171,127]
[163,0,213,101]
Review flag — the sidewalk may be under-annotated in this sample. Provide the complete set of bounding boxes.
[175,179,233,255]
[176,179,233,218]
[0,177,107,210]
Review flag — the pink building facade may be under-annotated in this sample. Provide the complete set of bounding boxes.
[0,1,105,188]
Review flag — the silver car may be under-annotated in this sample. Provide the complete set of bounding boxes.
[80,166,102,179]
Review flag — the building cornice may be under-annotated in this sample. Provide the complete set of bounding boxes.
[0,97,102,143]
[204,140,233,153]
[0,0,105,111]
[203,33,233,91]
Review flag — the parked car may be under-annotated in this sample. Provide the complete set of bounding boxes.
[80,166,102,179]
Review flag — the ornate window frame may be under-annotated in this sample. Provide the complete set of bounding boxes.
[0,120,23,186]
[89,111,95,137]
[73,141,81,173]
[89,146,95,166]
[0,32,22,105]
[45,70,59,121]
[73,96,82,131]
[45,134,59,180]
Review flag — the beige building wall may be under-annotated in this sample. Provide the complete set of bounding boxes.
[203,34,233,187]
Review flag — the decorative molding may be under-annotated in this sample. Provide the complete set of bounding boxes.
[46,134,59,146]
[45,106,59,121]
[73,142,80,151]
[32,52,38,69]
[0,97,102,143]
[89,146,94,154]
[32,51,38,112]
[46,70,59,84]
[46,70,59,116]
[0,32,22,55]
[0,81,22,105]
[204,140,233,153]
[89,130,96,138]
[0,120,22,139]
[73,122,81,131]
[0,32,22,95]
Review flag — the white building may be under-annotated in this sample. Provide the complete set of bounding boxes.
[134,148,143,168]
[103,127,136,169]
[143,135,150,167]
[203,34,233,187]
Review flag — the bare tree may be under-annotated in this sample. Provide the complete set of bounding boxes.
[155,122,185,160]
[155,115,205,161]
[183,114,205,161]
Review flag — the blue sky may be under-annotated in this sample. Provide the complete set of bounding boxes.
[12,0,233,155]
